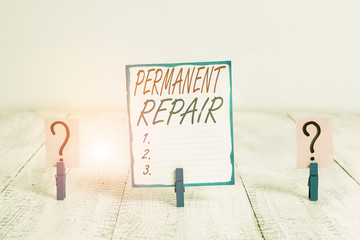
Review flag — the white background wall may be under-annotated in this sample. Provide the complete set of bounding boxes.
[1,0,359,112]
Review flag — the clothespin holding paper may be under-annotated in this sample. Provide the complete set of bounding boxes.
[45,118,79,200]
[56,161,66,200]
[296,117,333,201]
[308,163,318,201]
[175,168,185,207]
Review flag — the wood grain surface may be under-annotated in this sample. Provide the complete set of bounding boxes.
[0,110,359,239]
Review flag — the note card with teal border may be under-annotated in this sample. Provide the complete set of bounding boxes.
[126,61,234,187]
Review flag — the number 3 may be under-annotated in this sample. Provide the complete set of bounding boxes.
[143,165,150,175]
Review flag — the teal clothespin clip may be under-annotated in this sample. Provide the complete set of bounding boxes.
[56,161,66,200]
[308,162,318,201]
[175,168,185,207]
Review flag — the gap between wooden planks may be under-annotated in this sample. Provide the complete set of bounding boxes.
[235,111,360,240]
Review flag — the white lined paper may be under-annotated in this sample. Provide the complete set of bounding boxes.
[127,62,234,187]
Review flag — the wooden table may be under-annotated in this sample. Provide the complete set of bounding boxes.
[1,110,359,239]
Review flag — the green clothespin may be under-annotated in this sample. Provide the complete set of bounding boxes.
[308,163,318,201]
[175,168,185,207]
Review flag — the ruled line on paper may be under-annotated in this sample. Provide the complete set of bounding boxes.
[144,155,226,162]
[149,146,225,152]
[139,162,229,168]
[135,166,230,172]
[149,140,224,146]
[136,124,227,131]
[142,152,225,158]
[134,134,226,146]
[134,131,227,140]
[135,171,231,179]
[134,133,226,139]
[135,131,227,138]
[147,151,225,157]
[135,163,231,173]
[136,173,231,182]
[147,137,226,143]
[142,157,227,163]
[148,132,226,138]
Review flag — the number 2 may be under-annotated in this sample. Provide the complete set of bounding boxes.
[142,149,149,159]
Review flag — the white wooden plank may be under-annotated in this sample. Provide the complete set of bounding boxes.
[0,111,68,193]
[0,112,130,240]
[112,158,262,238]
[235,111,360,239]
[323,113,360,185]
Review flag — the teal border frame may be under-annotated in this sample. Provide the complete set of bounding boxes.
[126,60,234,188]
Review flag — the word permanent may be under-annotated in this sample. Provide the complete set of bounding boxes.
[134,65,227,96]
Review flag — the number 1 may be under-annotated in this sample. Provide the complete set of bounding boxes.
[143,133,148,143]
